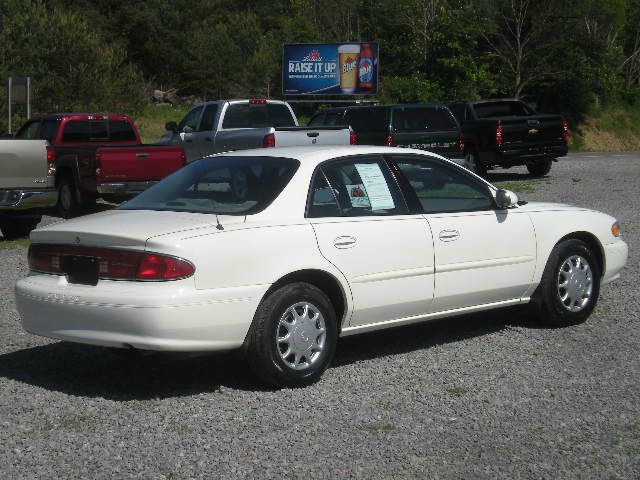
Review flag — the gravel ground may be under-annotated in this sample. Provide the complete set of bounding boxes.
[0,152,638,479]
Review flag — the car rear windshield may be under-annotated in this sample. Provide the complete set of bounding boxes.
[345,107,389,132]
[222,103,296,128]
[392,107,458,132]
[473,101,533,118]
[118,156,300,215]
[61,119,137,142]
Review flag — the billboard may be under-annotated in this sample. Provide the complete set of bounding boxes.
[282,42,379,95]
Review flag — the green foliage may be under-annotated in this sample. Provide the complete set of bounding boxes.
[0,0,144,132]
[2,0,640,132]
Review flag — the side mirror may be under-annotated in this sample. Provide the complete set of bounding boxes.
[495,189,519,208]
[182,125,194,134]
[165,121,178,132]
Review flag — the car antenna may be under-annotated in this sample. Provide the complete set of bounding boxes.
[216,214,224,230]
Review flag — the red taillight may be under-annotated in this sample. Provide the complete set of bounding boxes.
[459,134,465,153]
[496,121,503,148]
[350,129,357,145]
[137,254,194,280]
[249,98,267,105]
[562,120,569,141]
[386,134,394,146]
[46,147,55,169]
[263,132,276,148]
[28,244,194,281]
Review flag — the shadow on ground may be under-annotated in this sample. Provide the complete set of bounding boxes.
[0,306,540,400]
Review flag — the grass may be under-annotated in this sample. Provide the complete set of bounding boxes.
[0,238,30,249]
[133,104,190,144]
[570,102,640,152]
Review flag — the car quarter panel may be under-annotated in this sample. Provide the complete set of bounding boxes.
[147,221,354,323]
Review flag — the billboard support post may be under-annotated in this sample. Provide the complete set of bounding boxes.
[6,75,32,135]
[7,77,11,135]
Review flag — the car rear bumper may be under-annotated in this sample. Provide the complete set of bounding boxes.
[602,240,628,285]
[0,188,58,211]
[97,181,157,196]
[490,143,568,166]
[15,274,269,352]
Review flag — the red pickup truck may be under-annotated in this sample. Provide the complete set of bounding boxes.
[14,113,185,217]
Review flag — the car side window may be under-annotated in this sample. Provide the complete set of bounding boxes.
[178,106,203,132]
[314,156,407,217]
[307,172,340,218]
[198,104,219,131]
[391,155,494,213]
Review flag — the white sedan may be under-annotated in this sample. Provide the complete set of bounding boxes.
[15,146,628,387]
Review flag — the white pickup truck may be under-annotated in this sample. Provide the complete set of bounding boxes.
[157,99,355,162]
[0,139,56,239]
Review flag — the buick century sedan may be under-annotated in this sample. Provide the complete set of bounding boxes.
[15,146,628,387]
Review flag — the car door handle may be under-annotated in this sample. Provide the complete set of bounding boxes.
[438,229,460,242]
[135,153,149,158]
[333,236,357,249]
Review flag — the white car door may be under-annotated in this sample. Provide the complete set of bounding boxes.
[308,155,435,327]
[389,154,536,311]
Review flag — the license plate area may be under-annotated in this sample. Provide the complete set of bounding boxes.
[62,256,99,286]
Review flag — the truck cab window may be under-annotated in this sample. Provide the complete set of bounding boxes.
[178,106,203,132]
[198,104,219,131]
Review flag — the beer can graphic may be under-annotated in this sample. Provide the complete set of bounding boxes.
[338,44,361,94]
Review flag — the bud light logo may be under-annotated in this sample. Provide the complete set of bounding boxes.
[359,58,373,83]
[343,57,356,74]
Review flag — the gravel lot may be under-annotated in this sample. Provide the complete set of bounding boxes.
[0,153,638,479]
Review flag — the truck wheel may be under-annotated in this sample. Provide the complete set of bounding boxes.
[244,282,338,388]
[527,159,552,177]
[0,215,42,240]
[464,150,487,177]
[57,176,79,218]
[531,238,600,327]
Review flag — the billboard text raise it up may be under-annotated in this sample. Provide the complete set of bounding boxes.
[282,43,379,95]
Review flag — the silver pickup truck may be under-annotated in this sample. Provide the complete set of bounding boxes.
[0,140,56,239]
[158,99,355,162]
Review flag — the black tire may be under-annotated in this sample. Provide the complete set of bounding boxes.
[532,238,601,327]
[526,158,552,177]
[0,215,41,240]
[464,150,487,177]
[244,282,338,388]
[57,175,79,218]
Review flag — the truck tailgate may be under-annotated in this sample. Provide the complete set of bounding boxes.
[0,140,50,189]
[96,145,185,183]
[502,115,565,146]
[273,126,352,147]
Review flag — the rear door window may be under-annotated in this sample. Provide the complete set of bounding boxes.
[345,107,389,132]
[15,120,40,139]
[393,107,458,132]
[267,104,296,127]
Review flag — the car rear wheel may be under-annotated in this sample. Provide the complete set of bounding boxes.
[244,282,337,388]
[532,238,600,327]
[0,215,41,240]
[526,159,552,177]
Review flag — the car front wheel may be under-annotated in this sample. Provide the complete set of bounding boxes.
[533,238,600,327]
[245,282,337,388]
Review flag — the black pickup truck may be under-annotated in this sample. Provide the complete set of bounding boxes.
[448,99,568,177]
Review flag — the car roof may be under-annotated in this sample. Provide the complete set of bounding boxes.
[214,145,444,166]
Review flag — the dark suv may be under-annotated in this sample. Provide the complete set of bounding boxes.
[309,104,464,161]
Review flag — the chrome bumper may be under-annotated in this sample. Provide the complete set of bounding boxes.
[97,181,156,196]
[0,188,58,211]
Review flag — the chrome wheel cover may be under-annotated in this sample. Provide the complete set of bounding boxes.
[557,255,593,312]
[276,302,326,371]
